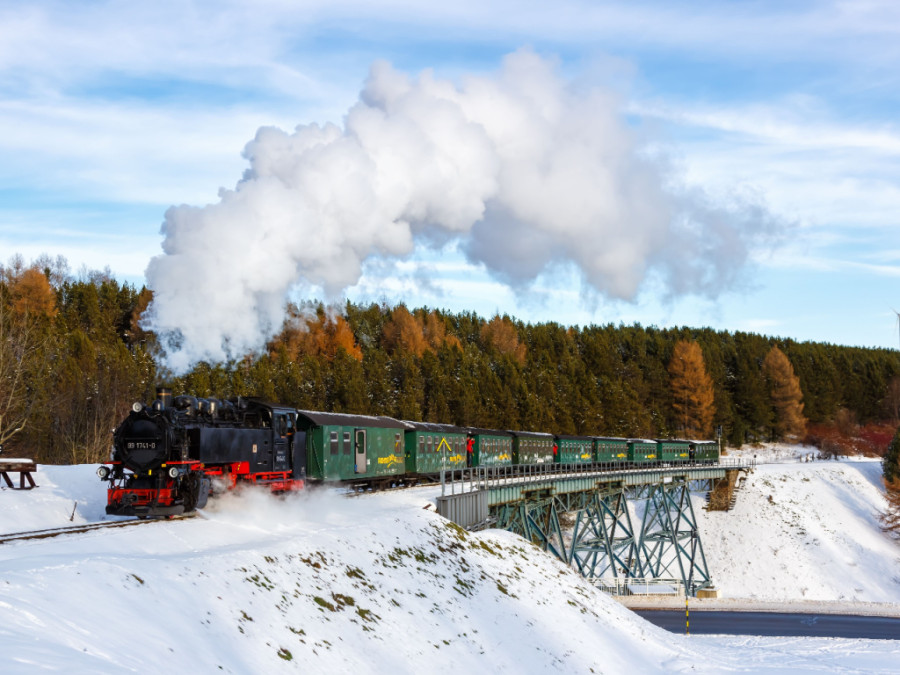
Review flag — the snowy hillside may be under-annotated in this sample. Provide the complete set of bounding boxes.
[698,451,900,605]
[1,459,899,673]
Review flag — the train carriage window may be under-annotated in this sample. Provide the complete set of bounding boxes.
[330,431,339,455]
[427,436,433,453]
[343,432,351,455]
[419,437,425,455]
[395,432,402,453]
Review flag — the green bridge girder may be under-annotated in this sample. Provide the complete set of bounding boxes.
[482,464,744,596]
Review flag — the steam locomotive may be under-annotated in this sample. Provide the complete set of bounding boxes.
[100,388,720,517]
[99,389,305,517]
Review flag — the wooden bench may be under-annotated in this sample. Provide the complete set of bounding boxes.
[0,459,37,489]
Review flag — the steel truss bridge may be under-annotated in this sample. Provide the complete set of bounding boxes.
[436,459,754,596]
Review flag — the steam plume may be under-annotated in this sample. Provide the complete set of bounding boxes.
[145,49,780,371]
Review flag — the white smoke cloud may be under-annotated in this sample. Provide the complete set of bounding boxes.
[145,49,782,371]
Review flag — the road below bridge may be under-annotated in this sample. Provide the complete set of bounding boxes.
[635,610,900,640]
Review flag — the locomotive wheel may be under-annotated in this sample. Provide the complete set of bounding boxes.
[195,476,211,509]
[181,473,200,512]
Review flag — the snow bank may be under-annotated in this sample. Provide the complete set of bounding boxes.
[1,463,899,673]
[697,452,900,606]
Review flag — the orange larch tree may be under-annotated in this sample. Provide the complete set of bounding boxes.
[762,345,806,440]
[10,267,58,319]
[668,339,715,438]
[480,315,526,365]
[382,306,428,357]
[274,305,362,362]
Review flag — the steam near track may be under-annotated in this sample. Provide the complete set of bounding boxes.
[145,49,784,371]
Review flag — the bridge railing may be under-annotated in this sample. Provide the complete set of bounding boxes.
[590,577,686,597]
[440,457,755,497]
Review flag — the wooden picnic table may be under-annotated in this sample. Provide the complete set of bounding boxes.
[0,458,37,489]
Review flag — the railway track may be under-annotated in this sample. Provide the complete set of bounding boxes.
[0,514,195,545]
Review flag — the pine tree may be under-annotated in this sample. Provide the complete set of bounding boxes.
[884,425,900,483]
[762,345,807,440]
[667,339,715,438]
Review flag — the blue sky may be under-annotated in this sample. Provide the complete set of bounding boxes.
[2,0,899,355]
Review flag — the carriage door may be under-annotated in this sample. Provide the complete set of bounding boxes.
[354,429,367,474]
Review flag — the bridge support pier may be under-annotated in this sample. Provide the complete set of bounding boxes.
[706,469,742,511]
[633,480,711,595]
[492,478,713,596]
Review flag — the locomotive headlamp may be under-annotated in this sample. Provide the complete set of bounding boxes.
[132,402,143,413]
[168,467,179,478]
[97,466,110,480]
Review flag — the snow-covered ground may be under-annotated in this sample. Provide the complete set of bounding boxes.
[624,444,900,617]
[701,448,900,605]
[1,449,899,673]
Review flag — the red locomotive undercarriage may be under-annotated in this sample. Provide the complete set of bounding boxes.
[105,461,304,518]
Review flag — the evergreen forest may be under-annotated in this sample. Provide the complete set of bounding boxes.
[3,258,900,472]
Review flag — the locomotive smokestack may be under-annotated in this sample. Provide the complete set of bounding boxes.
[156,387,172,409]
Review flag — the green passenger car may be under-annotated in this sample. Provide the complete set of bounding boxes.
[296,411,406,481]
[555,435,593,464]
[510,430,555,465]
[403,422,468,473]
[657,439,691,463]
[595,437,629,464]
[627,439,658,464]
[469,428,513,467]
[689,440,720,463]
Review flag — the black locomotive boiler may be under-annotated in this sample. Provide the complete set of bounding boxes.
[99,388,306,517]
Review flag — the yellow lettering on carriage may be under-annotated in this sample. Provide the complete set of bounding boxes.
[377,455,404,466]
